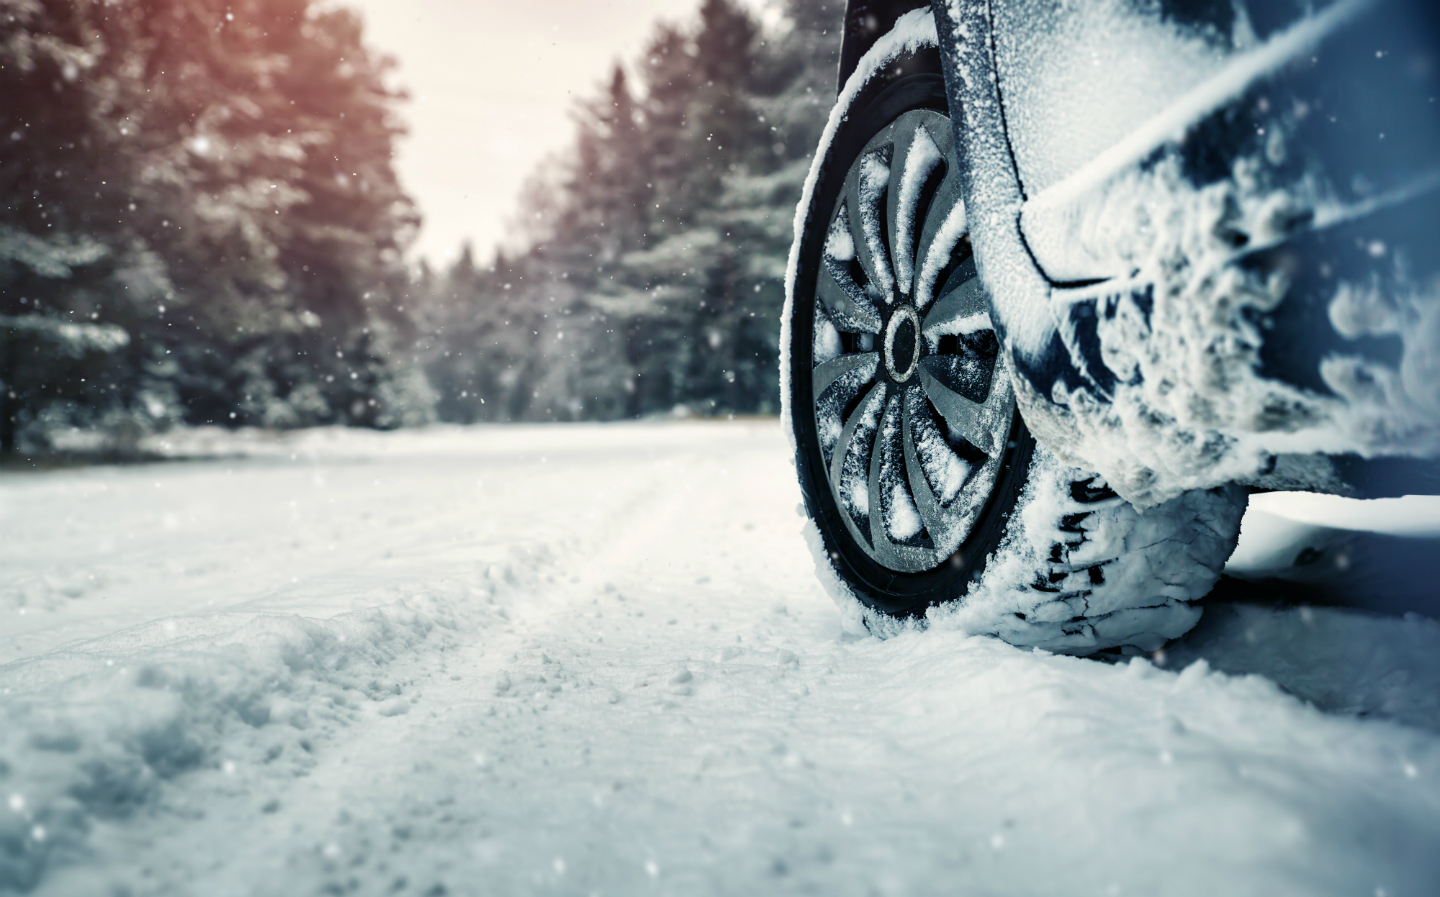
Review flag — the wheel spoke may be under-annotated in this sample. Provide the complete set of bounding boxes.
[817,264,881,333]
[920,352,994,404]
[814,353,877,467]
[828,380,885,518]
[904,382,974,504]
[824,198,857,262]
[918,353,1013,457]
[847,145,895,305]
[812,352,878,404]
[913,172,966,311]
[887,115,945,297]
[900,385,952,544]
[813,301,843,365]
[921,264,988,337]
[867,392,917,567]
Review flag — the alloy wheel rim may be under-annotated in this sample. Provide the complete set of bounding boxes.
[810,109,1016,574]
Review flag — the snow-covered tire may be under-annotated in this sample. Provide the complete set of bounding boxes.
[781,10,1248,654]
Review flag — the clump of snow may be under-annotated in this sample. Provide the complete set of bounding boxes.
[811,304,843,365]
[888,481,922,540]
[927,445,1246,653]
[823,205,854,261]
[925,310,990,346]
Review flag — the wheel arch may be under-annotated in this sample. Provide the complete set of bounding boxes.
[836,0,932,93]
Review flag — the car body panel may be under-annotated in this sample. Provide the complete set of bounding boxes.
[876,0,1440,505]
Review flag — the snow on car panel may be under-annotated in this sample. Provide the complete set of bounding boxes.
[990,0,1233,196]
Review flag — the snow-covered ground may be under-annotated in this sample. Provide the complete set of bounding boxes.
[2,421,1438,896]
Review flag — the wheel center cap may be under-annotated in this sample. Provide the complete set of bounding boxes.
[884,305,922,383]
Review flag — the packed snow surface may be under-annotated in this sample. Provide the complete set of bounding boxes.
[2,421,1439,896]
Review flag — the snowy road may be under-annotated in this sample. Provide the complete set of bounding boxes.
[3,422,1439,896]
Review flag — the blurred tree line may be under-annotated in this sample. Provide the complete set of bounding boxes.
[409,0,841,422]
[0,0,431,453]
[0,0,841,452]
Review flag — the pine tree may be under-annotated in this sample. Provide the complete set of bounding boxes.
[408,0,843,424]
[0,0,424,452]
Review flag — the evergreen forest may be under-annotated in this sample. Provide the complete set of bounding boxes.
[0,0,842,453]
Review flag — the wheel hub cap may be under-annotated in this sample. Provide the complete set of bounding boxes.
[808,109,1017,573]
[884,305,922,383]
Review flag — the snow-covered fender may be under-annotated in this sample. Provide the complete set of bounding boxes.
[933,0,1440,507]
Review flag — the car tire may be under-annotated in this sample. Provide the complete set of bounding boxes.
[781,9,1248,653]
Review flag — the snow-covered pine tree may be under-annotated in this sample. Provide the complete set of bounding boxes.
[408,0,840,423]
[0,0,425,452]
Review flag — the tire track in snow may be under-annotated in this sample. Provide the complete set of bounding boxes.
[1,428,706,894]
[5,423,1439,896]
[183,442,807,895]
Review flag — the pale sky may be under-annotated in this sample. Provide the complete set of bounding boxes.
[343,0,762,269]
